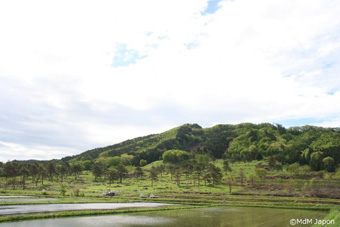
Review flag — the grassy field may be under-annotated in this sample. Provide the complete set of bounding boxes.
[1,160,340,224]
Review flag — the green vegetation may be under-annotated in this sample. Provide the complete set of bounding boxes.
[62,123,340,172]
[1,123,340,222]
[312,208,340,227]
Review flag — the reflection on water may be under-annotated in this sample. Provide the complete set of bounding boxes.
[0,206,326,227]
[0,215,174,227]
[0,196,58,203]
[0,203,171,216]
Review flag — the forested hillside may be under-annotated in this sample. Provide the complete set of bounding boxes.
[63,123,340,172]
[2,122,340,201]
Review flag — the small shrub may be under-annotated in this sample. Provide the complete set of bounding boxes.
[59,184,67,196]
[72,188,80,197]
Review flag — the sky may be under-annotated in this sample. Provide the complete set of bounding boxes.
[1,0,340,162]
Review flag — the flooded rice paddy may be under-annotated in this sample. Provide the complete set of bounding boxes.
[0,196,58,203]
[0,206,326,227]
[0,202,172,216]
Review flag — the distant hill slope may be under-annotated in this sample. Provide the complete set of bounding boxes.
[62,123,201,164]
[62,123,340,169]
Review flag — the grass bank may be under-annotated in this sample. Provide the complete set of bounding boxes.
[312,208,340,226]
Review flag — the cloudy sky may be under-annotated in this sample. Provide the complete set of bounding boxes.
[1,0,340,162]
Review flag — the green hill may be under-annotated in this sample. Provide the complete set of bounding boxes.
[62,123,340,172]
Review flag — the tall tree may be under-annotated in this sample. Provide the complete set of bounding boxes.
[37,164,47,186]
[19,165,30,189]
[223,159,232,175]
[247,173,257,187]
[71,163,82,180]
[174,169,182,187]
[149,166,158,187]
[208,163,222,185]
[225,175,234,193]
[239,168,245,186]
[92,163,104,181]
[193,160,205,186]
[134,166,144,178]
[46,162,56,181]
[116,164,128,183]
[56,162,69,182]
[4,162,19,189]
[107,167,118,185]
[29,162,39,185]
[4,162,19,179]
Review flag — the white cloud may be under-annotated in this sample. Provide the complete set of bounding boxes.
[0,141,77,162]
[78,122,174,146]
[1,0,340,161]
[316,119,340,128]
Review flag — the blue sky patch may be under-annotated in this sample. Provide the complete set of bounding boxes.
[112,44,146,67]
[201,0,223,15]
[327,90,336,95]
[276,118,322,127]
[185,42,199,50]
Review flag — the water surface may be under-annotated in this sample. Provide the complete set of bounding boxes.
[0,206,326,227]
[0,203,171,216]
[0,196,57,203]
